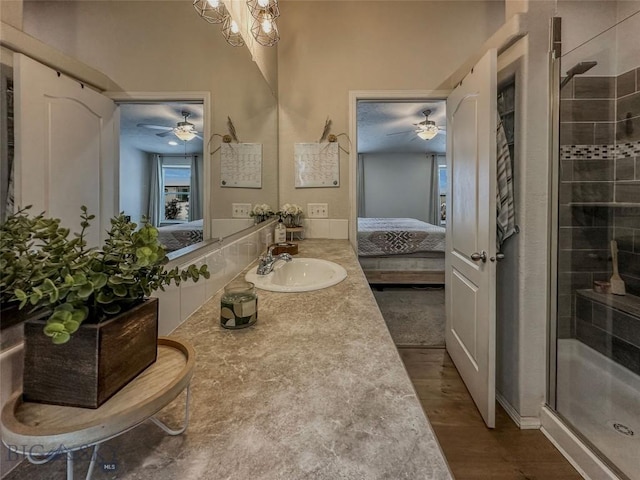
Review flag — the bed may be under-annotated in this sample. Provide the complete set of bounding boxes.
[357,217,446,285]
[157,219,204,253]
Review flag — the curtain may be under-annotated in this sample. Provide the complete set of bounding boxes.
[148,154,162,226]
[427,154,439,225]
[190,155,203,221]
[357,154,365,217]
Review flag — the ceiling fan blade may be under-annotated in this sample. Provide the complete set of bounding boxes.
[386,130,414,136]
[195,134,203,140]
[156,130,175,137]
[137,123,173,131]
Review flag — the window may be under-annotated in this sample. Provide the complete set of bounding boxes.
[162,164,191,222]
[438,165,447,225]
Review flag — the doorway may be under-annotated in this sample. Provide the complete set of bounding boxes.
[353,97,447,348]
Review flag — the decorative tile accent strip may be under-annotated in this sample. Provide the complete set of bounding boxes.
[560,144,617,160]
[617,141,640,159]
[560,140,640,160]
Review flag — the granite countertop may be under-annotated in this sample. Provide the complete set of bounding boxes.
[6,239,452,480]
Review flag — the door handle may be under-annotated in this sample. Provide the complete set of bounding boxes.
[470,251,487,263]
[490,253,505,262]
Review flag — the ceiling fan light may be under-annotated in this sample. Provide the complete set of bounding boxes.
[417,128,438,141]
[174,129,197,142]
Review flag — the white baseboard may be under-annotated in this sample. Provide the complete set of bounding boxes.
[540,406,620,480]
[496,392,541,429]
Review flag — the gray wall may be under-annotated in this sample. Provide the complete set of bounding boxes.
[362,153,433,221]
[119,143,150,225]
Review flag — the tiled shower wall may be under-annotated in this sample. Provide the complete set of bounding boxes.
[558,66,640,373]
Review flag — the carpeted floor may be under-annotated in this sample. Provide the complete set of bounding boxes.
[372,286,445,347]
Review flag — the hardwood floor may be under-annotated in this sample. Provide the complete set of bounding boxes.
[399,347,583,480]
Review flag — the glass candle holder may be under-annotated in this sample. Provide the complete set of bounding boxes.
[220,280,258,329]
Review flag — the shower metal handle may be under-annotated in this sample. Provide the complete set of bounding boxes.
[470,251,487,263]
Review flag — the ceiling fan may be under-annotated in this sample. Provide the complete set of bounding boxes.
[387,109,445,141]
[137,111,203,142]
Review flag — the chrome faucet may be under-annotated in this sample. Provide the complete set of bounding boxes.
[256,246,293,275]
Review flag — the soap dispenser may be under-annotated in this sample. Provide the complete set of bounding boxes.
[274,218,287,243]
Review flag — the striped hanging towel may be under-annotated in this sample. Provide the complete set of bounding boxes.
[496,115,516,249]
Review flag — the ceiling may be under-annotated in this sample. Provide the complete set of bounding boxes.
[119,102,204,155]
[357,101,446,154]
[119,101,445,156]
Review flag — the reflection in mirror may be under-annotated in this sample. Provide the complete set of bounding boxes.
[119,102,205,253]
[19,0,278,257]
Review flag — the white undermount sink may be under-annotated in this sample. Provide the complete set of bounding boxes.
[245,258,347,292]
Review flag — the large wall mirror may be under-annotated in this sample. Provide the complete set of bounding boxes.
[16,0,278,257]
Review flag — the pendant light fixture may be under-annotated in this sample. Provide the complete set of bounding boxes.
[222,15,245,47]
[247,0,280,46]
[193,0,227,24]
[247,0,280,19]
[193,0,281,48]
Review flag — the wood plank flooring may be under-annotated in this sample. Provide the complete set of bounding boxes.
[399,347,583,480]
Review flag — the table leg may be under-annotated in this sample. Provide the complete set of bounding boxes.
[149,384,191,436]
[67,450,74,480]
[85,444,100,480]
[24,443,101,480]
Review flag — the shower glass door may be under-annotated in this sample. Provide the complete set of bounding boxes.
[553,5,640,478]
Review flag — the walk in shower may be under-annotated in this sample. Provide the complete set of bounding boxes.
[551,4,640,479]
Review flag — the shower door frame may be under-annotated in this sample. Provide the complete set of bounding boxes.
[545,13,638,480]
[546,16,562,412]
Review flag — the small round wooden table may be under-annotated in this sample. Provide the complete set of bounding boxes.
[1,337,194,480]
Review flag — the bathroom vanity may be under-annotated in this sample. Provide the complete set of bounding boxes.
[4,239,452,479]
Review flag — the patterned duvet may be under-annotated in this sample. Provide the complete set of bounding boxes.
[357,218,446,256]
[157,219,204,253]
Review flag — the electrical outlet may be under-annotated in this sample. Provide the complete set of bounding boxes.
[232,203,252,218]
[307,203,329,218]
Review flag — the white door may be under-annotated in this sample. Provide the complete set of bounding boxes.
[14,54,117,247]
[445,49,498,428]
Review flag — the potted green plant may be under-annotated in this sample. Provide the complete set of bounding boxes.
[0,208,62,329]
[2,206,209,408]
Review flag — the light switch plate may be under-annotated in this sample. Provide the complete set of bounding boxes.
[307,203,329,218]
[232,203,252,218]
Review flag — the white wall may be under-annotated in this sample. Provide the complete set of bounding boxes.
[277,1,505,221]
[119,143,150,225]
[504,0,555,422]
[616,0,640,74]
[362,153,432,221]
[20,0,278,225]
[555,0,639,76]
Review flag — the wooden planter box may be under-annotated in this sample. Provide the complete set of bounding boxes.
[0,303,48,331]
[22,298,159,409]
